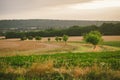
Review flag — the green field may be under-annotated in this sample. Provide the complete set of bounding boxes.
[101,41,120,47]
[0,51,120,80]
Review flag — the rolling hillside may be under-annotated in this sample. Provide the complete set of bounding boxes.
[0,19,119,29]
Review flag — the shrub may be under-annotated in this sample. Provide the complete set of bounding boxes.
[35,36,42,40]
[28,36,33,40]
[63,35,69,43]
[20,37,27,41]
[48,37,51,42]
[59,37,62,41]
[55,36,59,42]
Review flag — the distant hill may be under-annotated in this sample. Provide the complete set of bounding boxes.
[0,19,119,29]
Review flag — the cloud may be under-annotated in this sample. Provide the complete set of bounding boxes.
[68,0,120,10]
[0,0,92,9]
[0,0,120,20]
[0,0,93,14]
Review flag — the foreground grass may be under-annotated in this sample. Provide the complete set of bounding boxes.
[0,51,120,80]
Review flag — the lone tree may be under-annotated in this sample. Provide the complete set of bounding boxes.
[83,31,103,49]
[63,35,69,44]
[35,36,42,41]
[55,36,59,42]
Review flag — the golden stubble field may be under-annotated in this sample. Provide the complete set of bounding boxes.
[0,36,120,56]
[40,36,120,41]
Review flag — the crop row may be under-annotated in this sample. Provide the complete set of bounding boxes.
[0,51,120,70]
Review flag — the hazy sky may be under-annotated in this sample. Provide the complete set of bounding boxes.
[0,0,120,20]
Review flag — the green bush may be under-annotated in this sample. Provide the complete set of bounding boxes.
[20,37,27,41]
[55,36,59,42]
[28,36,33,40]
[48,37,51,42]
[35,36,42,40]
[62,35,69,43]
[59,37,62,41]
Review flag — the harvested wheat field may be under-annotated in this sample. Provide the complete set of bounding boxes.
[41,36,120,41]
[67,36,120,41]
[0,36,120,56]
[0,39,75,51]
[0,39,74,56]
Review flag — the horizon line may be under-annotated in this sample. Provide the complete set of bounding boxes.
[0,18,120,21]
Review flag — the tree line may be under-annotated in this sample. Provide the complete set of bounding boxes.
[1,19,118,29]
[3,23,120,39]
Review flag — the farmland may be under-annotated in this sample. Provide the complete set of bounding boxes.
[0,36,120,56]
[1,0,120,79]
[0,51,120,80]
[0,36,120,80]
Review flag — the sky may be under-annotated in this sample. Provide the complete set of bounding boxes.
[0,0,120,21]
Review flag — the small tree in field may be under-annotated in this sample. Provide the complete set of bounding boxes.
[55,36,59,42]
[59,37,62,41]
[48,37,51,42]
[83,31,102,49]
[35,36,42,41]
[20,36,27,41]
[63,35,69,44]
[28,36,33,40]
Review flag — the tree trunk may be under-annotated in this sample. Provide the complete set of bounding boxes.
[65,41,67,45]
[93,45,97,50]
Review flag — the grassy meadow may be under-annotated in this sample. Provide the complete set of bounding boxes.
[0,36,120,80]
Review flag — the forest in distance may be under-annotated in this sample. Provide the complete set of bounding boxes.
[2,22,120,39]
[0,19,119,29]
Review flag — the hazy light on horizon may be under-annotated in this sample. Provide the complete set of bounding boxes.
[69,0,120,10]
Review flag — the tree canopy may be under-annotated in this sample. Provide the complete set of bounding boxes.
[83,31,103,49]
